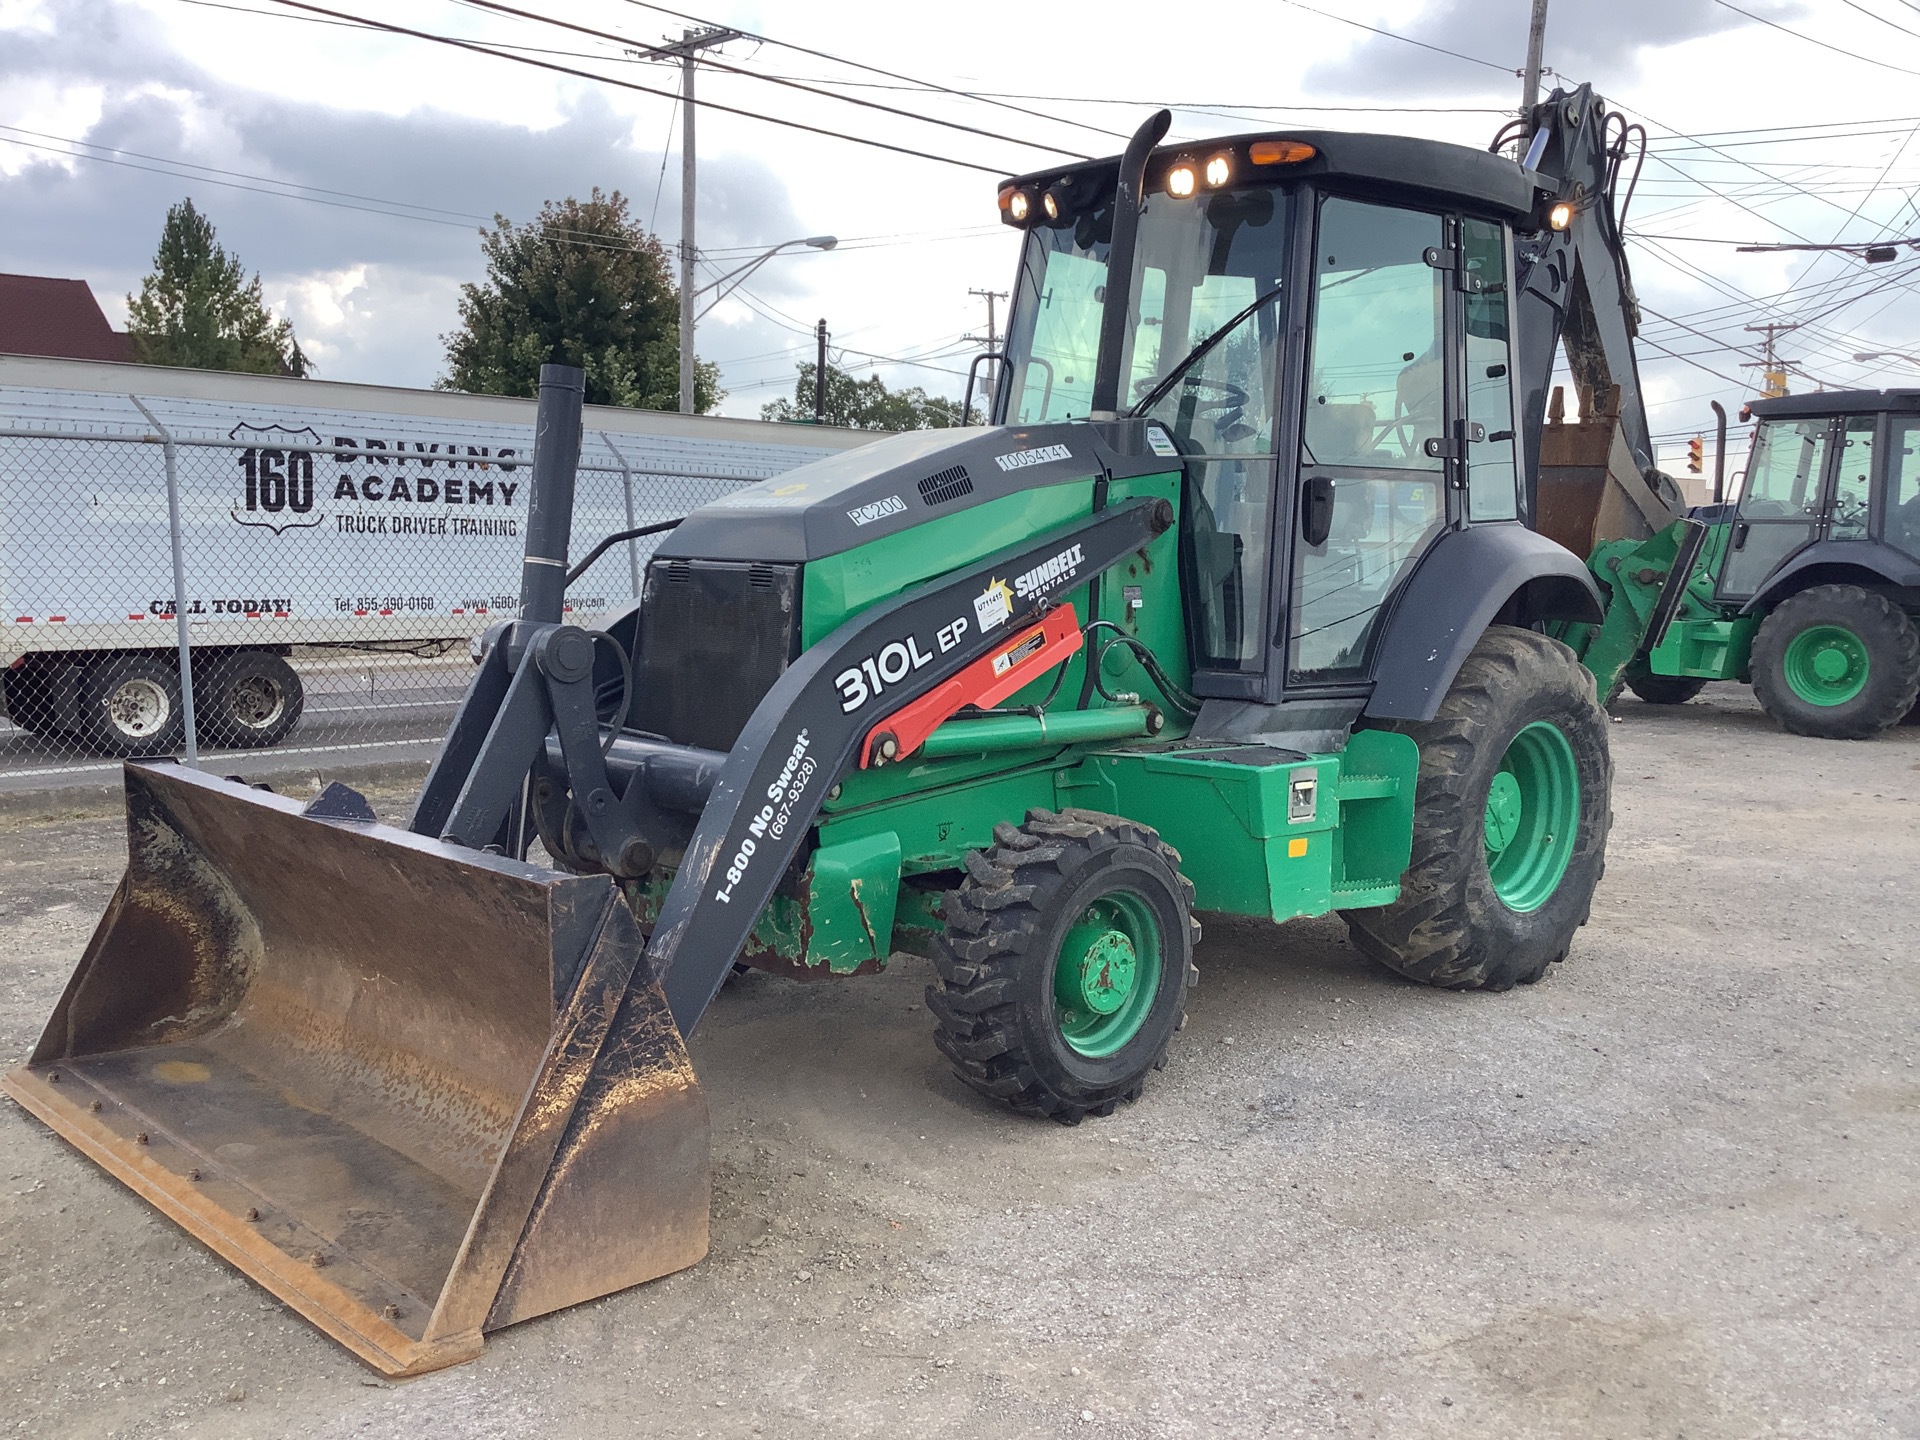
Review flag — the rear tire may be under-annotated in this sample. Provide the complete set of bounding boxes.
[1624,664,1707,706]
[1750,585,1920,740]
[1343,625,1611,992]
[927,810,1198,1125]
[80,653,184,758]
[199,651,304,748]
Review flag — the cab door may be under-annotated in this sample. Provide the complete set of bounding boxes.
[1284,195,1452,686]
[1718,417,1836,600]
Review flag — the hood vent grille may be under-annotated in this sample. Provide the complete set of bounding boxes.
[917,464,973,506]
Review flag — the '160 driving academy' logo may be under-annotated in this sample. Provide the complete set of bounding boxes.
[229,421,326,534]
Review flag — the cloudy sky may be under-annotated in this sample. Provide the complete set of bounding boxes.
[4,0,1918,468]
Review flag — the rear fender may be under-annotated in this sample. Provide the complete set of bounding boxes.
[1363,525,1604,723]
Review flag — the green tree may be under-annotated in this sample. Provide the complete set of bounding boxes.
[125,199,310,376]
[440,189,719,411]
[761,361,971,430]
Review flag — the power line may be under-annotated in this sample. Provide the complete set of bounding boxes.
[1709,0,1920,78]
[261,0,1011,174]
[447,0,1091,160]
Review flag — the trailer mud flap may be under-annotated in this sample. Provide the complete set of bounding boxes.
[1,763,707,1377]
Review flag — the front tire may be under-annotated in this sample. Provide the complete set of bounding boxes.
[927,810,1198,1125]
[1343,625,1611,992]
[1750,585,1920,739]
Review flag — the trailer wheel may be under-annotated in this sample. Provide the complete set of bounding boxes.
[1750,585,1920,740]
[1343,625,1611,992]
[201,651,304,748]
[3,667,63,739]
[80,653,184,758]
[927,809,1199,1125]
[1624,663,1707,706]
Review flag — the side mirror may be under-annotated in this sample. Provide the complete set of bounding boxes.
[1300,475,1336,547]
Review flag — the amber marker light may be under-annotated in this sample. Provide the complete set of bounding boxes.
[1249,139,1317,165]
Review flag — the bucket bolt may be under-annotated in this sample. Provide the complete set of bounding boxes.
[309,1253,328,1269]
[88,1100,102,1113]
[381,1304,401,1320]
[187,1168,202,1182]
[245,1208,260,1222]
[134,1132,149,1145]
[46,1071,59,1083]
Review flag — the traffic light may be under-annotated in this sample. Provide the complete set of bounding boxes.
[1687,436,1704,474]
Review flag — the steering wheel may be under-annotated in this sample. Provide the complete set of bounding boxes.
[1135,375,1252,441]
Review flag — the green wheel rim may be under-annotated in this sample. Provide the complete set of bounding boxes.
[1482,720,1580,914]
[1052,890,1162,1059]
[1782,624,1869,706]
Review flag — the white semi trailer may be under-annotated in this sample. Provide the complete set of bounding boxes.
[0,355,871,756]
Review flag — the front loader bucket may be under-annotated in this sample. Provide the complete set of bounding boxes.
[2,764,708,1377]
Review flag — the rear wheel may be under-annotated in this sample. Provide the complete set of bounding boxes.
[80,653,184,758]
[1343,625,1611,991]
[1624,663,1707,706]
[1750,585,1920,740]
[200,651,304,748]
[927,810,1198,1125]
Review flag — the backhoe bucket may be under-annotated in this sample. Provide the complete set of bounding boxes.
[2,764,708,1377]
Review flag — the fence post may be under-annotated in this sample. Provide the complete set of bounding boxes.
[600,432,642,599]
[128,397,199,768]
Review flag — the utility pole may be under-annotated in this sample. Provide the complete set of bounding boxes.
[1745,321,1799,398]
[814,319,828,424]
[1520,0,1550,114]
[645,25,740,416]
[964,287,1009,423]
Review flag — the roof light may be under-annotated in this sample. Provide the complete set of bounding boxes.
[1204,152,1232,188]
[1008,188,1032,223]
[1166,161,1198,198]
[1249,140,1316,165]
[1042,190,1060,220]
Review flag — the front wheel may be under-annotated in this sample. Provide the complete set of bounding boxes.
[1343,625,1611,991]
[1750,585,1920,740]
[927,810,1198,1125]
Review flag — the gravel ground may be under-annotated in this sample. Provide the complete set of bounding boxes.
[1,683,1916,1439]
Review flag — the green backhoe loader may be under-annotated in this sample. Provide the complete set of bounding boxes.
[1591,389,1920,738]
[7,85,1696,1375]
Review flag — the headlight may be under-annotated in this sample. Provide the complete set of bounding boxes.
[1549,201,1574,231]
[1166,162,1197,198]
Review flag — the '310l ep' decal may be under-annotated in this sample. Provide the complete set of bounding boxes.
[833,616,972,713]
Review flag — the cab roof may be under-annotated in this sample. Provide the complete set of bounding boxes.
[1747,389,1920,419]
[1003,129,1537,221]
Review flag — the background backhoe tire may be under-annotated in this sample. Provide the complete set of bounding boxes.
[1749,585,1920,740]
[1624,664,1707,706]
[927,809,1198,1126]
[1343,625,1611,992]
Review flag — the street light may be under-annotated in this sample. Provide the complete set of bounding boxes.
[690,236,837,324]
[1853,350,1920,366]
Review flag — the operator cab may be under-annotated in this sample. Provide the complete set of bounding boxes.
[994,130,1548,704]
[1718,390,1920,600]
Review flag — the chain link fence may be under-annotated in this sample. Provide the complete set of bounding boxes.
[0,381,857,791]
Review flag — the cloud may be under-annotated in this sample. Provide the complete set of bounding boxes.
[1301,0,1779,100]
[0,0,814,392]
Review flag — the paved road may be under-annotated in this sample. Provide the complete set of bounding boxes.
[0,682,1915,1438]
[0,652,468,795]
